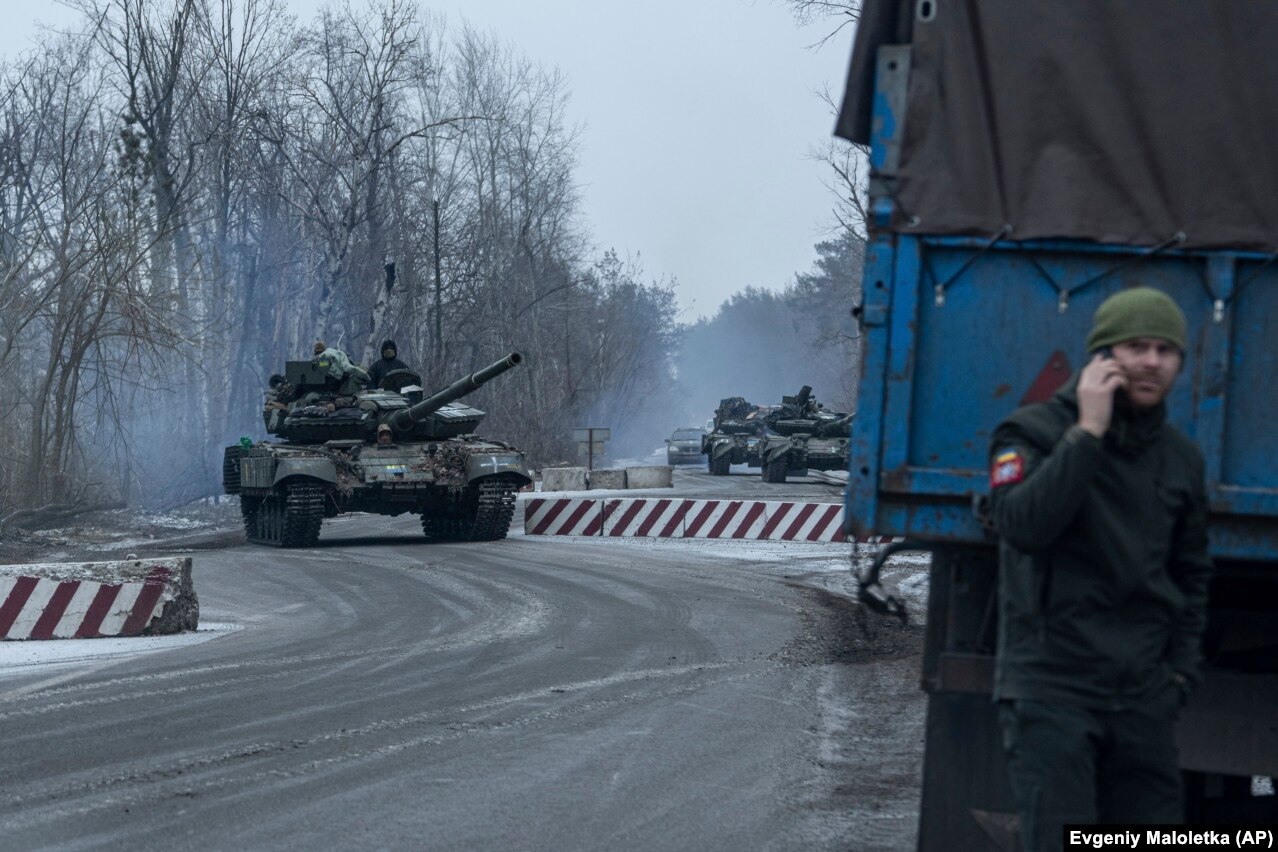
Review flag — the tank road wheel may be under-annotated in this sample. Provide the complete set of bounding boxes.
[244,482,324,547]
[421,478,519,542]
[709,455,731,476]
[421,509,465,541]
[240,495,264,541]
[245,493,283,545]
[763,458,788,483]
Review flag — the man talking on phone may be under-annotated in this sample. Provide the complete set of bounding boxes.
[987,287,1213,851]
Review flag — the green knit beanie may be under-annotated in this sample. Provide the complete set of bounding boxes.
[1084,287,1188,353]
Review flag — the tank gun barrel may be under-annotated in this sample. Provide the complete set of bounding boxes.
[387,352,522,433]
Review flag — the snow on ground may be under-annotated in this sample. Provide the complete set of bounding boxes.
[0,486,925,681]
[0,623,240,682]
[608,446,672,468]
[508,525,932,625]
[3,499,243,560]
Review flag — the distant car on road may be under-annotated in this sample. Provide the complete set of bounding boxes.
[665,427,706,465]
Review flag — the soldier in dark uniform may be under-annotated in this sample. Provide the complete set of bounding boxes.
[987,288,1213,851]
[367,339,410,388]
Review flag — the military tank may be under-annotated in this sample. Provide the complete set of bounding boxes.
[758,385,853,483]
[701,397,771,476]
[222,352,532,547]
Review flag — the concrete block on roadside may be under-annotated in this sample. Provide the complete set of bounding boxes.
[0,557,198,640]
[541,467,588,492]
[624,466,673,489]
[587,468,627,490]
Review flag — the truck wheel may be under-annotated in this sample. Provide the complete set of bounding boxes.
[710,456,730,476]
[763,459,787,483]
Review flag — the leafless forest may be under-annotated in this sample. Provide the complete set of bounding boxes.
[0,0,864,525]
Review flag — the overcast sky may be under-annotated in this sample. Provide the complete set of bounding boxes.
[3,1,856,321]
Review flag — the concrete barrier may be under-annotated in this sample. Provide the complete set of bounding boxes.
[587,468,627,490]
[541,467,588,492]
[0,557,198,640]
[624,466,673,488]
[525,497,898,543]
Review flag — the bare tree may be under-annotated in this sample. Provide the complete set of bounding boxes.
[79,0,205,299]
[258,0,460,352]
[0,1,686,515]
[185,0,298,445]
[1,34,182,507]
[785,0,861,46]
[812,88,870,239]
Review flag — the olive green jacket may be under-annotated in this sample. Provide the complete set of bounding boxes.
[989,377,1213,710]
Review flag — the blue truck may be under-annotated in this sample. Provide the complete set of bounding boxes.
[838,2,1278,847]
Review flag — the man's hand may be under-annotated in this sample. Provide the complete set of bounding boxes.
[1171,670,1192,706]
[1077,353,1128,438]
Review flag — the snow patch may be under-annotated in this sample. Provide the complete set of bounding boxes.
[0,622,239,679]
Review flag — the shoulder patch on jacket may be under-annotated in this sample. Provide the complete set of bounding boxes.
[990,449,1025,489]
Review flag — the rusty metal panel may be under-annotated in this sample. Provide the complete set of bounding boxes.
[917,692,1018,852]
[846,235,1278,561]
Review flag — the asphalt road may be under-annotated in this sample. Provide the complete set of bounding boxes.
[574,463,850,504]
[664,465,847,501]
[0,496,925,851]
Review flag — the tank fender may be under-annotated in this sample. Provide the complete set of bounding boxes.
[272,457,338,487]
[760,437,793,464]
[709,439,738,460]
[465,453,533,485]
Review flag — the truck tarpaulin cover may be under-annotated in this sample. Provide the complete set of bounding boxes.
[837,0,1278,250]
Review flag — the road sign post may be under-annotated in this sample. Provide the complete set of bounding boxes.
[572,428,611,470]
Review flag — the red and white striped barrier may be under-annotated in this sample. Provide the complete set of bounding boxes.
[0,557,198,640]
[524,497,896,543]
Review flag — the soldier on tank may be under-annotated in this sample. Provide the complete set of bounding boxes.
[367,339,411,389]
[309,340,369,400]
[263,374,298,431]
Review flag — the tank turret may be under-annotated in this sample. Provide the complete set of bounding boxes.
[266,352,522,444]
[388,353,522,434]
[766,385,850,438]
[758,384,853,483]
[701,396,773,475]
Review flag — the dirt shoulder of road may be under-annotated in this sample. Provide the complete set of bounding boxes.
[0,499,246,566]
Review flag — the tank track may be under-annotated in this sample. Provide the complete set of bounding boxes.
[467,478,518,541]
[420,508,465,542]
[243,481,325,547]
[421,478,518,542]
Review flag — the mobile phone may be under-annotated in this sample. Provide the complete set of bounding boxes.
[1095,346,1129,403]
